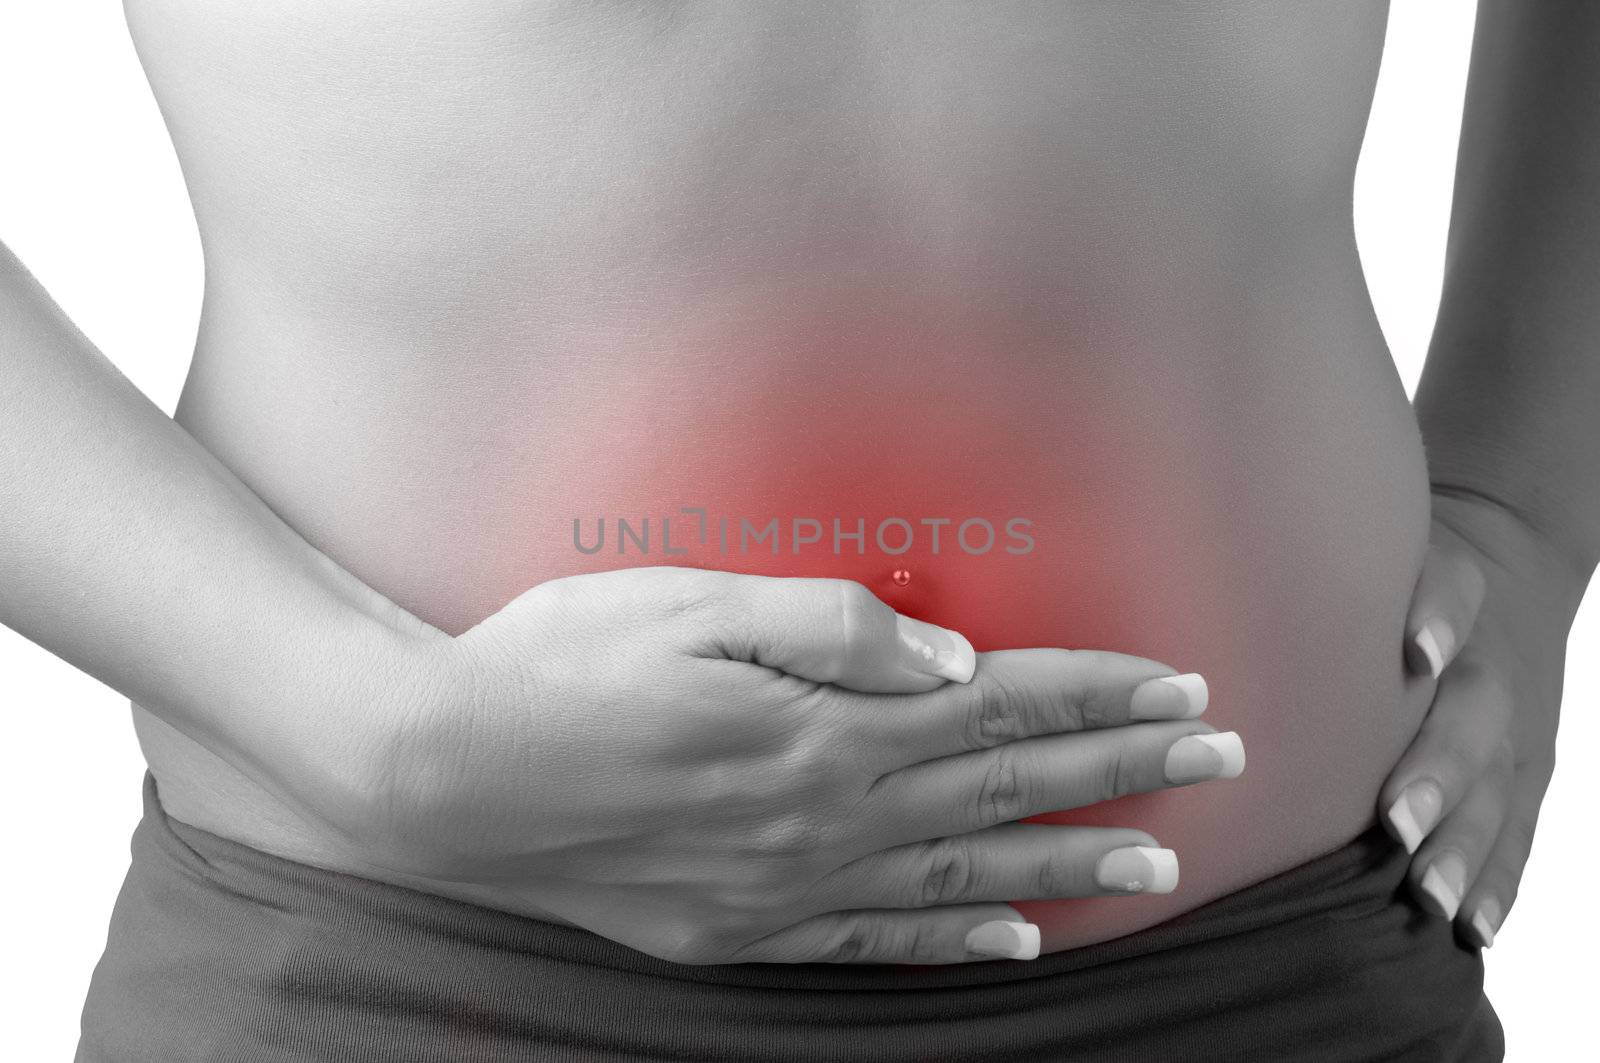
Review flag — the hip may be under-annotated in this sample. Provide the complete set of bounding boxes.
[78,770,1501,1062]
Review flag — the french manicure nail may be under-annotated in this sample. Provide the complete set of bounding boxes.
[1470,898,1501,949]
[1164,732,1246,783]
[965,919,1041,960]
[1413,618,1454,679]
[1095,846,1180,894]
[1385,779,1443,854]
[1419,852,1467,921]
[1130,673,1208,720]
[896,614,976,683]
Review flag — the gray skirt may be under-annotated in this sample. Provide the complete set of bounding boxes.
[76,771,1502,1062]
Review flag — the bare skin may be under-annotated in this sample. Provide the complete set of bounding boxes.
[122,0,1433,954]
[1,1,1594,968]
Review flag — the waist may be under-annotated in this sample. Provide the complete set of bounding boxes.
[150,301,1437,947]
[79,770,1501,1062]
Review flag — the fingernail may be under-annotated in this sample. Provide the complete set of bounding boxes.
[896,614,976,683]
[965,919,1041,960]
[1419,852,1467,921]
[1164,732,1246,783]
[1412,618,1455,679]
[1130,673,1208,720]
[1469,897,1501,949]
[1385,779,1443,854]
[1095,846,1180,894]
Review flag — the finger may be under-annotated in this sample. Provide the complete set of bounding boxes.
[1456,757,1554,949]
[812,824,1177,915]
[1407,744,1511,925]
[727,902,1045,964]
[1403,541,1487,679]
[1379,655,1511,854]
[692,572,976,693]
[849,648,1207,772]
[860,720,1244,852]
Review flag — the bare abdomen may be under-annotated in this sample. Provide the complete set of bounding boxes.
[129,0,1418,953]
[149,273,1434,955]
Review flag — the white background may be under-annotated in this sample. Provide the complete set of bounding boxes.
[1,3,1594,1059]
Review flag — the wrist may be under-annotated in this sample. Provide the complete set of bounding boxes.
[1429,482,1592,629]
[1418,413,1600,595]
[231,603,457,859]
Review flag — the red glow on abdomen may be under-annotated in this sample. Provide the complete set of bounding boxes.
[478,324,1424,952]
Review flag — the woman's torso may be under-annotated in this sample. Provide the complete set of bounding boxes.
[123,0,1435,952]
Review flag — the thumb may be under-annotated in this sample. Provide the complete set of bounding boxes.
[703,573,977,693]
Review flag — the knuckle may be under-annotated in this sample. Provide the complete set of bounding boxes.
[773,717,848,786]
[901,919,944,963]
[1456,657,1512,713]
[818,579,881,682]
[1476,667,1514,712]
[1528,754,1556,789]
[822,917,878,963]
[721,863,807,916]
[751,809,828,864]
[1432,737,1485,783]
[505,576,566,623]
[1034,844,1075,898]
[1071,684,1112,731]
[834,579,881,638]
[778,729,834,787]
[1490,739,1516,781]
[974,748,1027,826]
[913,836,977,907]
[1099,743,1136,803]
[653,922,726,965]
[1502,883,1521,911]
[1500,816,1538,863]
[1423,743,1466,785]
[822,917,938,964]
[968,675,1026,747]
[646,568,730,625]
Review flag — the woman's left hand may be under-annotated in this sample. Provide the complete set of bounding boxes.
[1380,487,1585,949]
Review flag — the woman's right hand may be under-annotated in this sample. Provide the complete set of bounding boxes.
[356,566,1243,966]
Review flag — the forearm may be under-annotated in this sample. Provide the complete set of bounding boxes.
[1416,0,1600,601]
[0,239,440,806]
